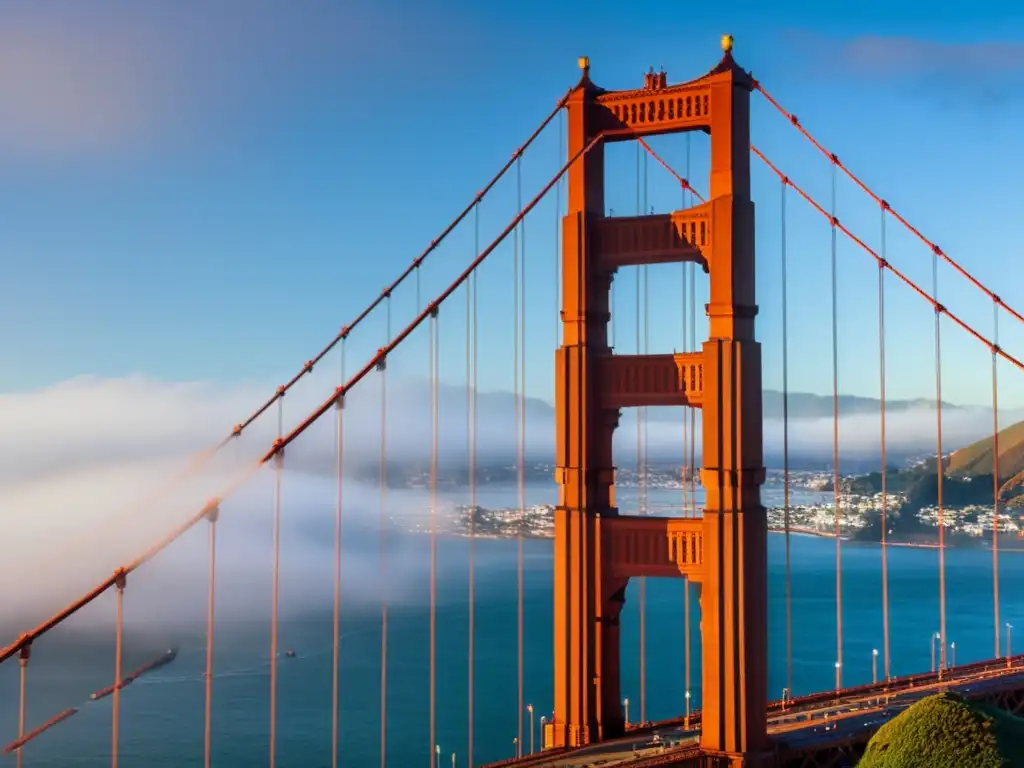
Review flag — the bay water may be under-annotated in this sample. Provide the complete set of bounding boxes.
[1,481,1019,767]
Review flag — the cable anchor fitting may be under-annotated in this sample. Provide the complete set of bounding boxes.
[335,385,346,410]
[376,350,388,372]
[204,500,221,524]
[114,569,127,591]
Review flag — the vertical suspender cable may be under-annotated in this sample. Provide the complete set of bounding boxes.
[205,503,219,768]
[332,339,346,768]
[682,253,690,514]
[16,646,28,768]
[879,207,891,682]
[270,399,283,768]
[781,178,793,699]
[557,108,564,347]
[111,571,125,768]
[686,133,697,519]
[380,296,391,768]
[635,141,647,724]
[513,155,525,757]
[933,244,947,674]
[519,158,528,751]
[829,159,843,690]
[992,303,1002,660]
[467,206,479,767]
[430,310,440,767]
[681,147,691,719]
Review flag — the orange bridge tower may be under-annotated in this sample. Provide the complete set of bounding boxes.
[549,38,769,763]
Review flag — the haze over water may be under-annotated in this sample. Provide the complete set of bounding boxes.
[0,480,1018,767]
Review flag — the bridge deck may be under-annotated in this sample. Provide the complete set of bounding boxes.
[485,656,1024,767]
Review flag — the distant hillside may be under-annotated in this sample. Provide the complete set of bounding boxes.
[947,419,1024,480]
[759,390,959,420]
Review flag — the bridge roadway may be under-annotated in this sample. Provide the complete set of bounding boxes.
[486,656,1024,767]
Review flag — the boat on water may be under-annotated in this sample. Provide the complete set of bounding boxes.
[90,648,177,701]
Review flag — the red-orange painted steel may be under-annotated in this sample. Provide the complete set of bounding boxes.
[549,46,769,762]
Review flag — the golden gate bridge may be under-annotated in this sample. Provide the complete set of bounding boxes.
[4,36,1024,768]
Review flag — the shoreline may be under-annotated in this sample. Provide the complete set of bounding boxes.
[446,528,1024,552]
[765,527,1024,552]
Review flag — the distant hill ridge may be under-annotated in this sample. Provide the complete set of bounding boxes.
[437,383,962,421]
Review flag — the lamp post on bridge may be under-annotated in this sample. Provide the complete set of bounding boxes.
[834,661,841,692]
[872,649,878,684]
[513,737,518,759]
[685,690,691,729]
[435,744,440,768]
[931,632,940,672]
[623,697,630,727]
[527,704,534,754]
[451,753,456,768]
[950,641,956,668]
[1007,623,1013,664]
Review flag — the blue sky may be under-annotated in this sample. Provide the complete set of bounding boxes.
[4,0,1024,409]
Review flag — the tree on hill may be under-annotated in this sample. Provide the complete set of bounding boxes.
[859,693,1024,767]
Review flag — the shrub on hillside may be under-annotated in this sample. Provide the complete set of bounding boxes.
[859,693,1024,768]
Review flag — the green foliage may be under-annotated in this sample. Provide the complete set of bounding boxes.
[859,693,1024,768]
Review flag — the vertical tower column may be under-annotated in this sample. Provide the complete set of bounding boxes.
[698,58,770,761]
[550,65,627,749]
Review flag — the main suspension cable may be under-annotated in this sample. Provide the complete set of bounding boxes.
[879,208,891,682]
[332,340,346,768]
[0,134,602,673]
[992,303,1002,660]
[379,296,391,768]
[51,93,576,579]
[933,237,947,674]
[270,399,284,768]
[781,177,793,698]
[429,310,440,767]
[754,82,1024,326]
[752,147,1024,374]
[830,159,843,691]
